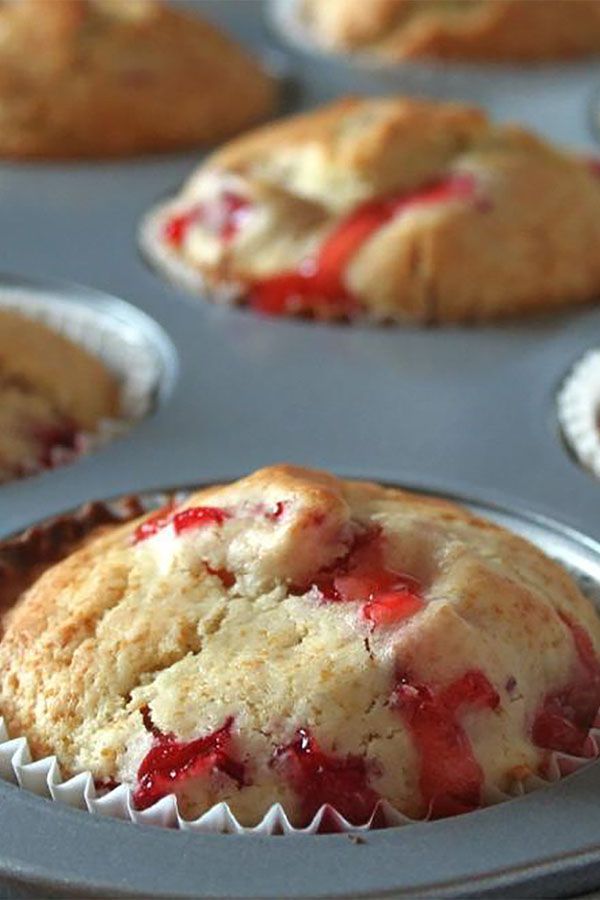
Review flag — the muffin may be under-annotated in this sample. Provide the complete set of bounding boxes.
[0,0,276,159]
[1,464,599,826]
[300,0,600,62]
[141,96,600,324]
[0,310,119,482]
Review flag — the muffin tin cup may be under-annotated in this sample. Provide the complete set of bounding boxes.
[2,0,600,893]
[1,488,599,838]
[558,349,600,479]
[0,275,177,480]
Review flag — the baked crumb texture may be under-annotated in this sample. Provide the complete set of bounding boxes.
[0,310,119,482]
[0,0,276,159]
[1,465,599,826]
[301,0,600,62]
[150,96,600,324]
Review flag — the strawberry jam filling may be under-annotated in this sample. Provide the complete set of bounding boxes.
[132,504,230,544]
[300,527,424,627]
[249,173,476,318]
[392,669,500,818]
[134,706,245,811]
[163,192,251,249]
[532,614,600,757]
[275,728,380,826]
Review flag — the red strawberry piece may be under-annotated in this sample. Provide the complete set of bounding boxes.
[248,173,476,318]
[134,712,244,811]
[172,506,231,535]
[275,728,380,826]
[392,669,499,818]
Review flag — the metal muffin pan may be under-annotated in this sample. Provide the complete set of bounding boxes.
[1,0,600,896]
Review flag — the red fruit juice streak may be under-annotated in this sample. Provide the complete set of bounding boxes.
[249,174,476,317]
[392,669,500,818]
[532,613,600,757]
[134,706,244,811]
[299,527,424,626]
[163,192,251,249]
[275,728,380,826]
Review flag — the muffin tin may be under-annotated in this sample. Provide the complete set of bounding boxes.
[2,0,600,897]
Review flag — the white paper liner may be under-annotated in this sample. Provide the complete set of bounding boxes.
[557,349,600,479]
[0,287,167,475]
[0,712,596,836]
[268,0,600,102]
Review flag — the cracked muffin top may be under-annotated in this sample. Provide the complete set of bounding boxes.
[143,95,600,324]
[0,309,119,482]
[300,0,600,62]
[0,0,276,159]
[1,465,599,826]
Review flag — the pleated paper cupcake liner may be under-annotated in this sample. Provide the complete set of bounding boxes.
[0,284,170,473]
[0,714,597,836]
[558,349,600,479]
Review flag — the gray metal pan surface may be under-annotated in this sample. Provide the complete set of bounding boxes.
[0,1,600,897]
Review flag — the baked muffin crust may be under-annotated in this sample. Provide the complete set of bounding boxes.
[1,465,599,825]
[0,0,276,159]
[145,96,600,323]
[301,0,600,62]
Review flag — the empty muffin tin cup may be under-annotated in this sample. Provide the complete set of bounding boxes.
[558,349,600,479]
[0,489,598,836]
[0,275,177,481]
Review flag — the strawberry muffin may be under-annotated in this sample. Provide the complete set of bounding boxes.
[1,465,599,826]
[300,0,600,62]
[0,0,276,159]
[141,96,600,324]
[0,310,119,482]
